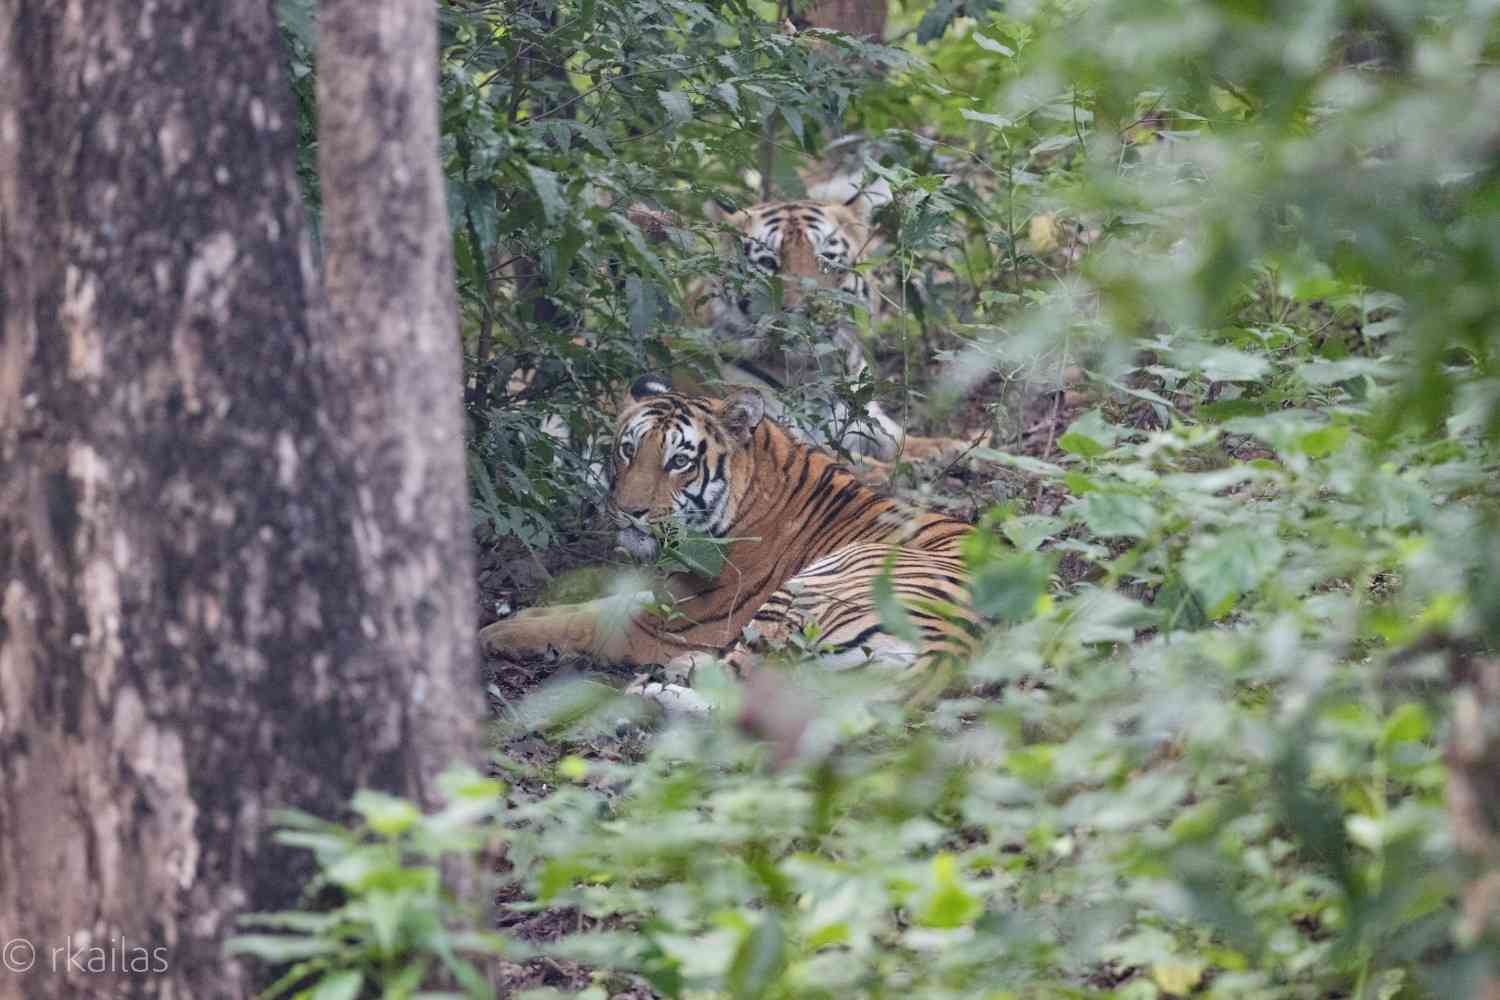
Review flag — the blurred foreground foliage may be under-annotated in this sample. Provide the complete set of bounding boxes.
[248,0,1500,996]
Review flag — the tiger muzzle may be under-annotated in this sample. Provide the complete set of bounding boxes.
[609,506,660,562]
[616,525,659,562]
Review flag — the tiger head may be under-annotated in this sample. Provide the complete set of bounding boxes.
[606,374,766,564]
[711,196,876,335]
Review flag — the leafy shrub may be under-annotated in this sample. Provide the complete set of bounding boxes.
[256,0,1500,996]
[228,770,507,998]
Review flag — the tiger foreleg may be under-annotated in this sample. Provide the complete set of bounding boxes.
[899,430,989,464]
[478,592,647,661]
[478,605,596,659]
[479,591,723,666]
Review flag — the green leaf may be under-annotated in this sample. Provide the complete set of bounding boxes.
[872,558,922,643]
[726,916,785,1000]
[916,0,964,44]
[960,108,1013,130]
[780,105,804,145]
[1079,492,1158,538]
[1274,722,1353,888]
[435,767,505,802]
[384,962,427,997]
[626,275,661,338]
[524,165,563,224]
[972,448,1065,476]
[661,529,727,578]
[969,553,1050,623]
[1179,346,1270,382]
[1152,961,1205,995]
[1380,703,1431,749]
[657,89,693,123]
[1154,577,1208,630]
[223,934,337,962]
[236,911,341,934]
[1056,431,1105,458]
[1002,515,1063,552]
[352,790,420,837]
[322,845,396,891]
[918,854,981,928]
[275,0,317,51]
[1065,587,1157,643]
[973,32,1014,56]
[1299,358,1388,386]
[1006,745,1054,785]
[309,970,363,1000]
[1181,529,1283,612]
[1063,471,1097,494]
[1296,423,1348,458]
[1057,410,1118,459]
[361,890,407,956]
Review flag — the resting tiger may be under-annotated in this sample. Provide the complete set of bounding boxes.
[505,188,973,475]
[478,375,980,683]
[703,191,914,462]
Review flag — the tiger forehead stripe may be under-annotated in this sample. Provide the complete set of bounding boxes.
[620,405,667,446]
[621,396,722,444]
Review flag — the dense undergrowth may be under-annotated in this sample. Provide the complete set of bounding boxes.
[241,1,1500,997]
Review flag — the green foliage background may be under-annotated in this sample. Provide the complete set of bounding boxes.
[252,0,1500,997]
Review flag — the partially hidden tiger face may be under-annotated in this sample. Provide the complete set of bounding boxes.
[710,197,877,336]
[605,374,763,562]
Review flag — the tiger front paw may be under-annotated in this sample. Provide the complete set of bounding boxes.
[478,610,561,659]
[901,433,981,463]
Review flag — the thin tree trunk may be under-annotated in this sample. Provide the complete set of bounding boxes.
[0,2,478,995]
[317,0,480,812]
[1448,655,1500,998]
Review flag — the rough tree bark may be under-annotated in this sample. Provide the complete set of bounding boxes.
[0,2,479,997]
[317,0,479,808]
[1448,656,1500,999]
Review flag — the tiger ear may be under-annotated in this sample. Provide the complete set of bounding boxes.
[705,197,740,223]
[630,372,672,400]
[722,387,765,440]
[839,177,892,222]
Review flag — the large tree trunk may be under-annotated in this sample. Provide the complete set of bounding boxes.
[317,0,479,809]
[0,2,479,996]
